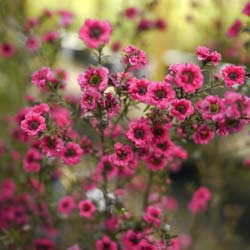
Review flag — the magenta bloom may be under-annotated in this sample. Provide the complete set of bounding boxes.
[61,142,83,166]
[43,31,60,43]
[58,10,74,27]
[96,236,118,250]
[99,92,120,117]
[192,125,214,144]
[175,63,203,93]
[97,155,117,179]
[152,138,174,158]
[243,2,250,15]
[123,45,147,70]
[31,67,55,91]
[78,66,109,92]
[21,112,46,136]
[23,148,41,172]
[144,205,162,226]
[148,81,175,109]
[80,87,101,112]
[25,36,40,52]
[128,77,150,102]
[79,19,112,49]
[78,199,96,218]
[196,46,221,66]
[0,42,15,58]
[57,196,75,215]
[196,95,225,121]
[222,65,245,87]
[121,230,142,249]
[40,135,63,157]
[0,178,16,200]
[137,239,156,250]
[170,98,194,122]
[126,118,152,147]
[124,7,139,19]
[226,19,242,37]
[151,124,170,143]
[35,238,54,250]
[189,186,212,214]
[111,143,134,167]
[145,153,167,171]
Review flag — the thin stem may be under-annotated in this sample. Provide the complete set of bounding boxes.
[142,171,154,210]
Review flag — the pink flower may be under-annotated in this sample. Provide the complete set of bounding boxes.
[121,230,142,249]
[40,135,63,157]
[126,118,152,147]
[111,143,134,167]
[123,45,147,70]
[137,239,157,250]
[25,36,40,52]
[31,67,55,91]
[99,92,120,117]
[0,42,15,58]
[138,18,154,31]
[192,125,214,144]
[144,206,162,226]
[21,112,46,136]
[79,19,112,49]
[146,153,167,171]
[148,81,175,109]
[163,196,178,212]
[188,186,212,214]
[32,103,50,116]
[128,77,150,102]
[96,236,117,250]
[23,148,41,172]
[60,142,83,166]
[124,7,139,19]
[57,196,75,215]
[151,124,170,142]
[97,155,117,179]
[0,179,16,200]
[79,199,96,218]
[196,95,225,121]
[243,2,250,15]
[80,88,101,112]
[152,138,174,158]
[58,10,74,27]
[222,65,245,87]
[35,238,54,250]
[78,67,109,92]
[175,63,203,93]
[154,18,167,31]
[170,98,194,122]
[226,19,242,37]
[43,31,60,43]
[196,46,221,65]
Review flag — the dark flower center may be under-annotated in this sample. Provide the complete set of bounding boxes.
[86,96,93,103]
[209,104,219,113]
[37,244,50,250]
[200,129,209,138]
[62,202,69,208]
[28,121,39,130]
[153,127,163,137]
[134,128,144,139]
[228,72,238,80]
[176,104,186,114]
[130,235,140,245]
[152,157,162,165]
[65,148,75,157]
[226,118,239,128]
[89,27,102,39]
[3,44,11,51]
[184,71,194,83]
[47,138,55,148]
[90,74,101,86]
[117,150,127,160]
[83,204,91,211]
[138,86,147,95]
[104,162,112,172]
[154,89,166,100]
[157,142,168,150]
[103,242,111,250]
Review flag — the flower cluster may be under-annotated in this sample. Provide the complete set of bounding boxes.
[1,12,250,250]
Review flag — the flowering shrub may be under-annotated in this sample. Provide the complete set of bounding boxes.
[1,2,250,250]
